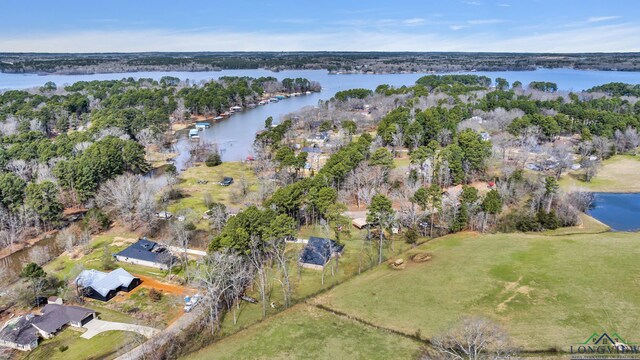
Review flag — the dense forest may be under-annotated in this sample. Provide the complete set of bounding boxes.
[2,52,640,74]
[0,75,319,250]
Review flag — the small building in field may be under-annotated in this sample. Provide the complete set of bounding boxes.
[352,218,369,229]
[114,239,177,270]
[31,304,95,339]
[75,268,141,301]
[299,237,345,271]
[47,296,63,305]
[0,315,39,351]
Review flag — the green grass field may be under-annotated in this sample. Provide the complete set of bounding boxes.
[167,162,258,228]
[314,229,640,351]
[188,304,422,360]
[19,328,144,360]
[559,155,640,192]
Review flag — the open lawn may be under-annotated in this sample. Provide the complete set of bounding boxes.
[188,304,422,360]
[19,328,144,360]
[314,229,640,352]
[167,162,258,228]
[559,155,640,192]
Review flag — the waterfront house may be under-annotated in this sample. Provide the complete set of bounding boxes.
[114,239,177,270]
[75,268,141,301]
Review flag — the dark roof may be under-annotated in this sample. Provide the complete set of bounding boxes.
[31,304,95,334]
[115,239,175,265]
[300,237,345,266]
[0,315,39,346]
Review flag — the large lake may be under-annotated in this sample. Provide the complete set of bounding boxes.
[3,68,640,164]
[587,193,640,232]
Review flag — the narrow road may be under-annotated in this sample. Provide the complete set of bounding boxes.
[82,319,160,339]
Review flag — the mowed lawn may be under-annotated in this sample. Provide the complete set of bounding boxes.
[188,304,422,360]
[19,328,144,360]
[560,155,640,192]
[314,230,640,351]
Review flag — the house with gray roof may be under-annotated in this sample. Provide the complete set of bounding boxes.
[0,315,39,351]
[75,268,141,301]
[31,304,95,339]
[114,239,177,270]
[299,237,345,270]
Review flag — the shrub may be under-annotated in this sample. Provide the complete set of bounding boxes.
[205,152,222,167]
[404,228,418,245]
[83,208,111,233]
[59,345,69,352]
[148,288,162,302]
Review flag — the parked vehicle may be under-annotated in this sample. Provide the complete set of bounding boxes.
[219,177,234,186]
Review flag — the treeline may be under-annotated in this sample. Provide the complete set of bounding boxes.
[4,52,640,74]
[0,75,318,247]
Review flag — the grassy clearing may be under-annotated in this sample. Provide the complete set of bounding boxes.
[188,304,422,360]
[19,328,144,360]
[217,225,414,337]
[167,162,258,228]
[314,230,640,351]
[559,155,640,192]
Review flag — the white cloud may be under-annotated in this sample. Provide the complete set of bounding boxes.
[450,25,470,31]
[497,3,510,7]
[467,19,505,25]
[462,1,482,5]
[403,18,425,25]
[587,16,621,23]
[0,23,638,53]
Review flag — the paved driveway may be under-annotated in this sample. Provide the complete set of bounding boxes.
[81,318,160,339]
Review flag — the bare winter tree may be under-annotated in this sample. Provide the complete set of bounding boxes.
[425,317,518,360]
[248,236,271,319]
[96,173,158,229]
[270,238,293,308]
[170,221,192,280]
[196,251,247,334]
[624,126,639,155]
[591,136,613,160]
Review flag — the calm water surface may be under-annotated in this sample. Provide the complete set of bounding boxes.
[3,68,640,163]
[587,193,640,231]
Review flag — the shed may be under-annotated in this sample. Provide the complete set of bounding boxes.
[352,218,369,229]
[299,237,345,270]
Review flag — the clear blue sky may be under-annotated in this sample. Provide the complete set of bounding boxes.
[1,0,639,52]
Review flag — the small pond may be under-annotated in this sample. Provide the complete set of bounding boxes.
[587,193,640,231]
